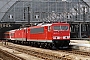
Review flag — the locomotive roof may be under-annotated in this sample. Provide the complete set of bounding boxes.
[29,22,69,28]
[7,22,69,32]
[41,24,52,27]
[9,30,16,33]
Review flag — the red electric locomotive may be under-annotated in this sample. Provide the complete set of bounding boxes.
[4,22,70,48]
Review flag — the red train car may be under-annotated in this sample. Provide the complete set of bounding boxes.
[4,22,70,48]
[4,30,16,40]
[14,28,27,41]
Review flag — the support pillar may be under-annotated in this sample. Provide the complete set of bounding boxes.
[79,23,82,38]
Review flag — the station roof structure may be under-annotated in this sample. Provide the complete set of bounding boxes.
[0,0,31,21]
[83,0,90,7]
[0,0,19,22]
[0,0,90,23]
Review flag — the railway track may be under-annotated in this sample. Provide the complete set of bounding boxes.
[2,42,90,60]
[0,58,3,60]
[0,48,25,60]
[4,45,72,60]
[67,50,90,56]
[58,49,90,57]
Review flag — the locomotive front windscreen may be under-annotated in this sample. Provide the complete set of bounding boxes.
[53,26,68,30]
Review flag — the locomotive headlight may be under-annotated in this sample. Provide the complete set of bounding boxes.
[57,36,60,39]
[63,36,70,39]
[53,36,60,39]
